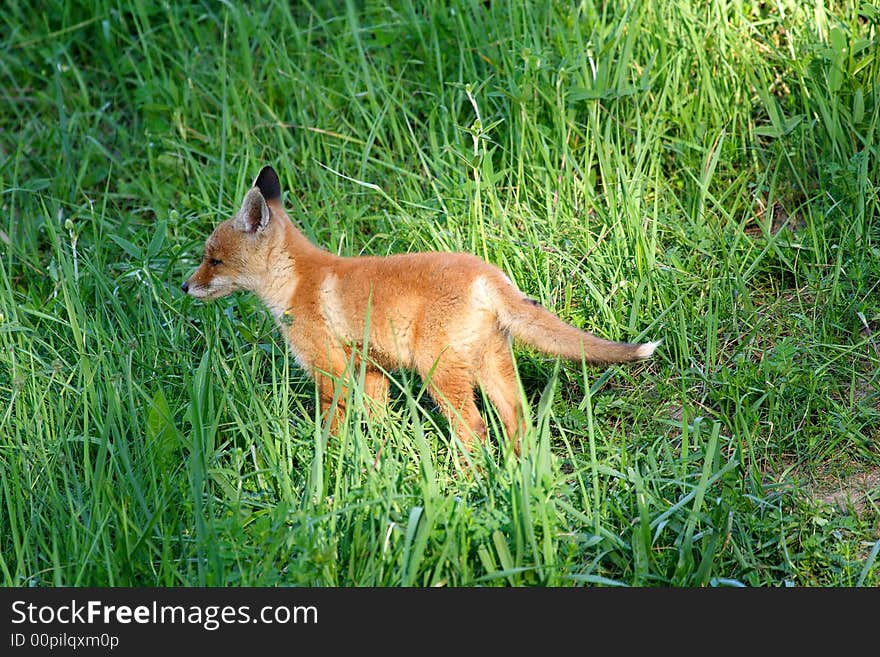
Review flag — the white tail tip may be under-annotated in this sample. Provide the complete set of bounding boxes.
[636,339,662,359]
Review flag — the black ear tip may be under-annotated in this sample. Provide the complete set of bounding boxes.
[254,165,281,201]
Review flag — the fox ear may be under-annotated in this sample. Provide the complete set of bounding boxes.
[253,165,281,202]
[234,188,271,233]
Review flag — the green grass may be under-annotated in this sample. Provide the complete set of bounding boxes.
[1,0,878,586]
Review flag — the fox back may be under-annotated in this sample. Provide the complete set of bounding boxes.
[183,165,658,453]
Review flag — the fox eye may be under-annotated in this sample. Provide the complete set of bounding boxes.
[209,258,222,267]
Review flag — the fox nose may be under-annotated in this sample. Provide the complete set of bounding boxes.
[181,280,190,293]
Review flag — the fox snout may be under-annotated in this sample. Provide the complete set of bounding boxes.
[181,271,213,299]
[181,268,210,298]
[181,263,240,300]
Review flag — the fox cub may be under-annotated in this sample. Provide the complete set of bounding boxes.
[183,166,658,453]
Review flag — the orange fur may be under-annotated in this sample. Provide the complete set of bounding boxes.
[183,166,659,454]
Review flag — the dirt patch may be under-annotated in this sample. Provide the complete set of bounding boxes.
[744,197,806,237]
[761,457,880,517]
[806,467,880,516]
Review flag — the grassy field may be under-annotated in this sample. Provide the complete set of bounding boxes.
[1,0,878,587]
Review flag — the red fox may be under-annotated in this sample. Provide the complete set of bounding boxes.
[183,166,659,453]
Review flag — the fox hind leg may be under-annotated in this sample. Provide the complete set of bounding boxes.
[477,333,526,454]
[419,356,486,450]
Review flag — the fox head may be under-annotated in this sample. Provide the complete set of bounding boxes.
[182,165,284,300]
